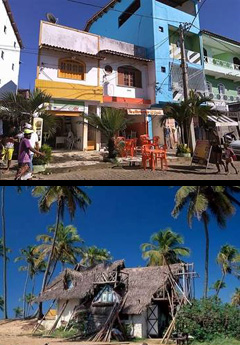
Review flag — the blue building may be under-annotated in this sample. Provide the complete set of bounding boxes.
[85,0,206,109]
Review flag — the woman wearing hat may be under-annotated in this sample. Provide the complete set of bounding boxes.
[15,128,44,180]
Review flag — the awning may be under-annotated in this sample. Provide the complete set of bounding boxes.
[207,115,238,127]
[127,109,164,116]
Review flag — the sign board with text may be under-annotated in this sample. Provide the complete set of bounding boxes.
[191,140,212,171]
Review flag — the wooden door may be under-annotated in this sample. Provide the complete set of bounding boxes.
[147,304,159,337]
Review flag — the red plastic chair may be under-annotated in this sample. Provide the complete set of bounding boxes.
[141,144,154,170]
[153,147,168,171]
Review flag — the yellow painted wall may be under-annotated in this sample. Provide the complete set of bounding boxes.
[35,79,103,103]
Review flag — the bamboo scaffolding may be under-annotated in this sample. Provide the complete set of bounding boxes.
[48,300,69,335]
[32,299,56,334]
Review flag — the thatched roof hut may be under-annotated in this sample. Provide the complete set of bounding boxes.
[36,260,183,315]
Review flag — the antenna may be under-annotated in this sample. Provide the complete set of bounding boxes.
[46,13,58,24]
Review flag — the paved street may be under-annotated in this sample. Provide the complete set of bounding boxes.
[34,161,240,180]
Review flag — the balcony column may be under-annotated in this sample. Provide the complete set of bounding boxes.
[83,105,89,151]
[96,106,101,151]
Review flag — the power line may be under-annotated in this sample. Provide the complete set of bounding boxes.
[67,0,187,25]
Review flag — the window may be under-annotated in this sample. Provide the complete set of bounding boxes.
[4,26,7,34]
[12,64,14,71]
[119,0,140,28]
[118,66,142,88]
[218,83,225,95]
[207,81,212,93]
[1,51,4,60]
[14,42,16,48]
[58,58,85,80]
[203,48,208,57]
[161,66,166,73]
[159,26,164,32]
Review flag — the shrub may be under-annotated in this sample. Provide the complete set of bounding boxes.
[33,144,52,165]
[176,297,240,342]
[176,144,191,154]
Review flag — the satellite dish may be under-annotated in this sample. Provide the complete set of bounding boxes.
[46,13,58,24]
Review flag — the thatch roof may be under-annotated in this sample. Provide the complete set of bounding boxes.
[36,260,125,303]
[121,264,182,314]
[36,260,183,315]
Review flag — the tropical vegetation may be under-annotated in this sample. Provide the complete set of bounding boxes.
[172,186,240,298]
[80,246,112,267]
[141,228,190,266]
[13,306,23,319]
[88,107,129,159]
[231,288,240,307]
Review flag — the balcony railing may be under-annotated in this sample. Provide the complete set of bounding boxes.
[170,44,201,65]
[204,56,240,71]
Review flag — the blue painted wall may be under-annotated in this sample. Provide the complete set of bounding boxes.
[88,0,204,123]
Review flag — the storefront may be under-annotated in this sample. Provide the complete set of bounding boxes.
[45,100,100,151]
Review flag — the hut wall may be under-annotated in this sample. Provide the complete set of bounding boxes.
[125,310,147,338]
[56,298,79,327]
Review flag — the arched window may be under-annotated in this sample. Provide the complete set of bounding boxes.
[233,57,240,66]
[203,48,208,57]
[118,66,142,88]
[218,83,225,95]
[58,58,85,80]
[206,81,212,93]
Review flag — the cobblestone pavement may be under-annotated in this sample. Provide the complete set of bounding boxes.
[1,159,240,181]
[34,161,240,180]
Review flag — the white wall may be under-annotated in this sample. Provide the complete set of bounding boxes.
[100,56,150,100]
[0,0,21,97]
[57,298,79,327]
[125,311,147,338]
[38,49,99,86]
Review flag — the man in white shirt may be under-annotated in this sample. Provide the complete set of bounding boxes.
[29,129,39,172]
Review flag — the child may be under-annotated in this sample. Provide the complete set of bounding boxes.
[224,143,238,175]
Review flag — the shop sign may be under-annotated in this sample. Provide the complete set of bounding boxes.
[47,102,85,112]
[127,109,164,116]
[191,140,212,171]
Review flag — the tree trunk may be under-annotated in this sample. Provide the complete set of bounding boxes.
[180,125,185,145]
[1,186,7,319]
[216,273,225,297]
[46,257,59,286]
[23,265,30,319]
[38,199,62,319]
[203,213,209,299]
[108,137,116,159]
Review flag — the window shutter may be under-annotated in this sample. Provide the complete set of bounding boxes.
[135,69,142,88]
[118,67,124,85]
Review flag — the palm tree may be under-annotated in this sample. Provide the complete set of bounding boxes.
[141,228,190,267]
[160,90,221,145]
[13,306,23,319]
[172,186,240,298]
[32,186,91,318]
[0,296,3,312]
[1,186,8,319]
[210,280,226,294]
[24,293,35,317]
[80,246,112,267]
[216,244,240,296]
[231,288,240,306]
[36,223,83,280]
[0,89,57,138]
[15,245,45,318]
[88,107,129,158]
[0,238,11,259]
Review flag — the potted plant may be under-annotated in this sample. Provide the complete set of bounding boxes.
[32,144,52,173]
[176,144,192,158]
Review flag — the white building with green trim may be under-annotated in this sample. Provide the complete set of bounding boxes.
[202,30,240,113]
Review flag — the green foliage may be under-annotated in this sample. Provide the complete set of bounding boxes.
[46,326,78,338]
[176,144,191,154]
[231,288,240,306]
[210,280,226,293]
[176,297,240,342]
[80,245,112,267]
[13,306,23,318]
[33,144,52,165]
[192,338,240,345]
[141,228,190,266]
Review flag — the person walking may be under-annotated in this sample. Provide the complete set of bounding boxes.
[29,127,39,172]
[224,143,238,175]
[15,129,44,180]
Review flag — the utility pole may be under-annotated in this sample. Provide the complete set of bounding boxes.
[179,23,196,151]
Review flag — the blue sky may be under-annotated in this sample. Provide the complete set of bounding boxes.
[0,186,239,318]
[6,0,240,90]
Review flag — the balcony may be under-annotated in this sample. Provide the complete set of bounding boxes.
[204,56,240,81]
[170,44,201,65]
